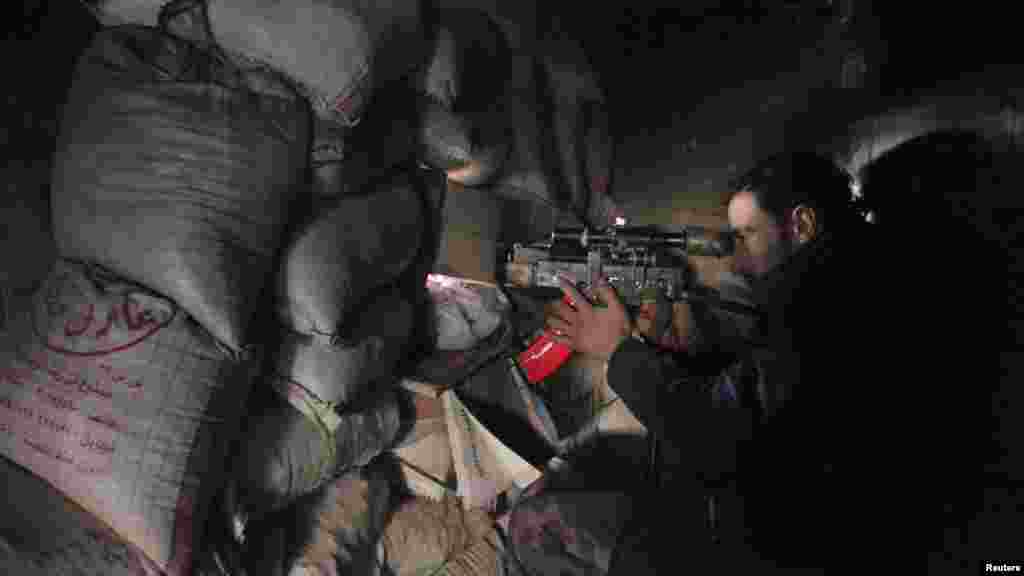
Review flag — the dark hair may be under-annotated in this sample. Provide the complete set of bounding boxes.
[729,152,854,232]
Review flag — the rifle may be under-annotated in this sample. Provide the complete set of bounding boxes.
[504,225,757,320]
[501,226,758,495]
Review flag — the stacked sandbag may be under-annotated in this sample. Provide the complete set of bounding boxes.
[51,24,310,356]
[203,0,436,203]
[313,79,425,202]
[416,9,513,187]
[84,0,167,26]
[247,464,394,576]
[0,455,155,576]
[427,275,504,352]
[207,0,430,128]
[0,260,260,575]
[233,365,406,519]
[477,18,620,230]
[380,495,502,576]
[197,1,440,562]
[279,173,425,342]
[537,30,619,228]
[283,463,505,576]
[483,21,555,209]
[231,169,429,525]
[6,24,310,574]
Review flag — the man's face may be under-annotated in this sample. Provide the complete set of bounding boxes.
[728,190,792,281]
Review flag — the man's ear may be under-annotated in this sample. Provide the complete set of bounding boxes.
[791,204,818,245]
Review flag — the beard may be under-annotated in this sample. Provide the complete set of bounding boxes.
[746,236,800,306]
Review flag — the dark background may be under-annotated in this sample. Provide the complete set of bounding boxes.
[549,1,1020,135]
[541,1,1022,216]
[7,1,1022,216]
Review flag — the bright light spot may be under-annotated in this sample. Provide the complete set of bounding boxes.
[615,216,627,227]
[234,515,246,542]
[427,273,460,289]
[865,211,876,224]
[850,179,863,200]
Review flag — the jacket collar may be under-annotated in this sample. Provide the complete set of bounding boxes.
[751,230,836,317]
[750,220,877,343]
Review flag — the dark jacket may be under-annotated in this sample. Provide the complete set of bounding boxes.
[606,225,915,572]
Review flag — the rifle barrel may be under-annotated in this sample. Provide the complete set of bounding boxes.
[550,227,734,257]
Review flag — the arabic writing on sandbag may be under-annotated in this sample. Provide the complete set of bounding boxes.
[0,392,120,473]
[36,270,175,356]
[0,347,145,475]
[0,265,214,572]
[18,351,143,401]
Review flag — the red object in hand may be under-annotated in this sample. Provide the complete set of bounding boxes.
[518,295,576,384]
[518,331,573,384]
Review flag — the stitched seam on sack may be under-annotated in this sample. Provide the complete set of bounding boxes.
[269,375,340,485]
[270,374,341,430]
[302,391,337,486]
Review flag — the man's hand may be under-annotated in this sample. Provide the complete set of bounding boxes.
[545,276,633,361]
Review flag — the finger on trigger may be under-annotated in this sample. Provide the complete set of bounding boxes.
[558,276,587,309]
[546,316,571,335]
[594,282,623,310]
[553,300,577,320]
[550,332,573,347]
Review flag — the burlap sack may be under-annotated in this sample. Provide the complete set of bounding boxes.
[0,259,255,574]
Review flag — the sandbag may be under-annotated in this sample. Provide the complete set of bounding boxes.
[312,116,351,200]
[420,25,458,109]
[274,450,503,576]
[232,380,404,518]
[279,171,425,339]
[486,40,553,208]
[0,455,163,576]
[280,284,415,403]
[311,87,424,203]
[252,463,393,576]
[208,0,428,126]
[417,9,513,186]
[0,259,256,574]
[486,27,619,228]
[579,100,620,227]
[51,26,310,354]
[231,254,421,528]
[536,30,604,105]
[540,36,618,228]
[381,495,501,576]
[85,0,166,26]
[324,86,429,206]
[419,97,509,187]
[427,275,503,351]
[271,273,421,478]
